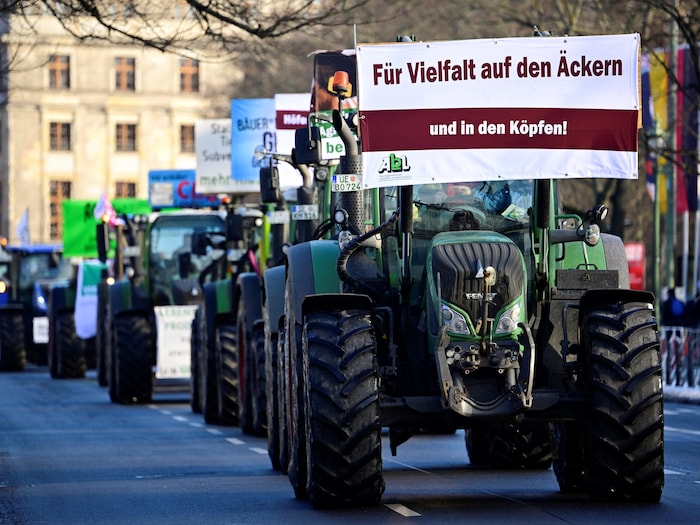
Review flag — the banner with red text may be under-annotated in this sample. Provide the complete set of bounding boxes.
[356,34,640,188]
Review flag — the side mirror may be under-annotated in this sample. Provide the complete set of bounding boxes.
[259,167,281,204]
[191,231,209,256]
[227,214,245,242]
[294,127,322,165]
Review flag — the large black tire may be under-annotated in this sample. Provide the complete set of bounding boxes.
[201,320,220,424]
[549,421,587,493]
[96,285,109,387]
[566,298,664,501]
[113,315,153,404]
[251,323,267,436]
[237,299,255,435]
[277,320,289,474]
[265,322,282,471]
[303,309,385,508]
[286,282,307,499]
[465,421,552,469]
[216,323,239,425]
[52,312,87,379]
[0,311,26,372]
[190,306,204,414]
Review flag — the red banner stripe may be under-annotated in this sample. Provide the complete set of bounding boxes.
[276,110,309,130]
[359,107,638,152]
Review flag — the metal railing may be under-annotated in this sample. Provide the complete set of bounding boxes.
[661,326,700,388]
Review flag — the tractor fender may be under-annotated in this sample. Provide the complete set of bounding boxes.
[302,293,373,319]
[203,278,234,341]
[49,283,76,315]
[108,279,150,319]
[262,265,286,336]
[600,233,631,289]
[285,240,341,324]
[579,288,655,322]
[236,272,262,332]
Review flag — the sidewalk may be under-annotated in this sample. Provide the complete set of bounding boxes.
[664,384,700,404]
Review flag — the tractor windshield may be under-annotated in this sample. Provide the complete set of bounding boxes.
[148,214,226,304]
[18,252,73,290]
[410,180,532,235]
[382,180,532,235]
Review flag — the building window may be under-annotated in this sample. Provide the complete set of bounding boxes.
[114,57,135,91]
[180,58,199,93]
[115,123,137,152]
[49,122,71,151]
[48,55,70,90]
[180,124,195,153]
[115,181,136,198]
[50,180,71,240]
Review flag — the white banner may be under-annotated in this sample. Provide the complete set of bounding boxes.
[154,305,198,379]
[74,260,107,339]
[356,34,640,188]
[195,118,235,194]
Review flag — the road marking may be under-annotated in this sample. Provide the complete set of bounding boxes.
[189,422,203,428]
[160,410,173,415]
[226,437,245,445]
[249,447,268,455]
[172,416,188,423]
[385,503,421,517]
[383,457,432,474]
[206,428,223,435]
[665,467,689,475]
[665,425,700,437]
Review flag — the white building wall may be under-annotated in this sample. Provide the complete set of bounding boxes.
[0,11,241,244]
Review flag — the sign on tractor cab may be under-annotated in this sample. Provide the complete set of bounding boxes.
[311,50,358,161]
[62,198,151,258]
[356,34,641,188]
[149,169,221,210]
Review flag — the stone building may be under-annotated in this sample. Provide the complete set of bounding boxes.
[0,5,239,244]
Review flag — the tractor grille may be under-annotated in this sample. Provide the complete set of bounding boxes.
[432,241,524,321]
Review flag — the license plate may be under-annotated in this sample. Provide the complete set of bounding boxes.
[332,174,362,192]
[291,204,319,221]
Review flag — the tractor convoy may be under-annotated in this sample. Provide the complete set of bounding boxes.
[2,31,664,509]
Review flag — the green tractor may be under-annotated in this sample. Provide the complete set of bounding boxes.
[281,62,664,506]
[100,209,228,404]
[191,203,263,426]
[259,152,336,468]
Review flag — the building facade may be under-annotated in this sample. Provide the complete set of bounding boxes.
[0,6,240,244]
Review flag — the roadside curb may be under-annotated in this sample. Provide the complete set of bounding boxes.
[664,385,700,405]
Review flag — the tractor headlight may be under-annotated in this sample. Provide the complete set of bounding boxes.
[495,303,521,335]
[441,304,470,335]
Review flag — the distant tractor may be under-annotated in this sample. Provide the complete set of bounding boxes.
[0,242,75,371]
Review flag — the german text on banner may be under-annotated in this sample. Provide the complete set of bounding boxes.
[356,34,640,188]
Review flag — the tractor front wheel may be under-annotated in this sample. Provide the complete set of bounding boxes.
[303,309,384,508]
[568,297,664,501]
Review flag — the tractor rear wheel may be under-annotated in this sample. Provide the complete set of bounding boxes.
[465,421,552,469]
[573,297,664,501]
[251,323,267,436]
[201,320,220,424]
[190,306,204,414]
[217,323,239,425]
[53,312,86,379]
[264,324,282,470]
[113,314,153,404]
[303,309,384,508]
[0,311,26,371]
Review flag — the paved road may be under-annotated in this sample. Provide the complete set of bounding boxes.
[2,366,700,524]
